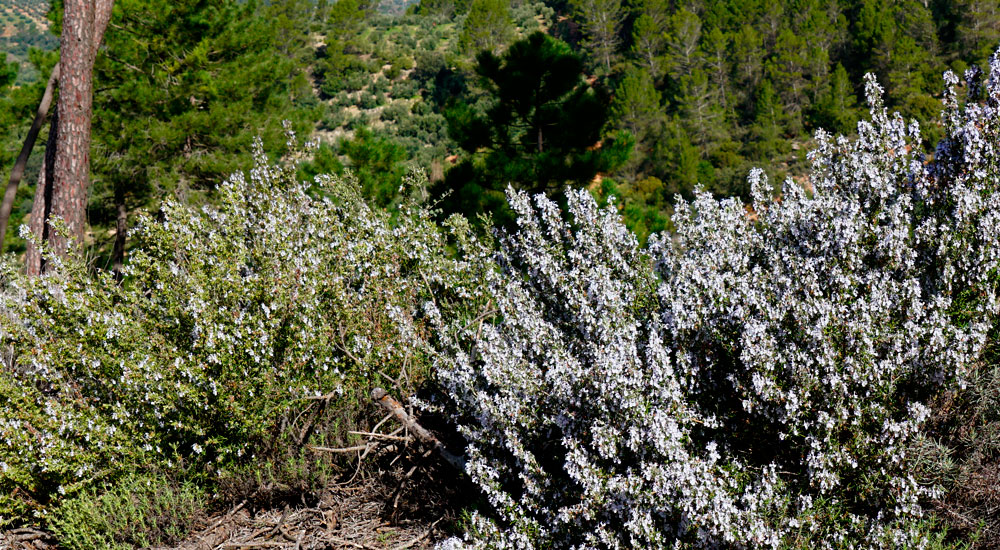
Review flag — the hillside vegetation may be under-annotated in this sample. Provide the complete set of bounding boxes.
[0,0,54,83]
[1,1,1000,549]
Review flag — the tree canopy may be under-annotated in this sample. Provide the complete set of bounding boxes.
[439,31,630,221]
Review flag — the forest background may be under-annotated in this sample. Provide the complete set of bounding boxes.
[2,0,998,258]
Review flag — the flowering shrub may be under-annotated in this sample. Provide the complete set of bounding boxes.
[431,55,1000,548]
[0,139,484,525]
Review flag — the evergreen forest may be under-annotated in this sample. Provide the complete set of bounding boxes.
[1,1,1000,548]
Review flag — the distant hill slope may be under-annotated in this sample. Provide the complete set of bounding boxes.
[378,0,419,16]
[0,0,55,85]
[0,0,49,37]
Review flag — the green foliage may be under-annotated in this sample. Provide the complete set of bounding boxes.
[88,0,319,264]
[511,0,994,226]
[0,49,57,255]
[440,31,631,221]
[458,0,513,56]
[48,473,206,550]
[570,0,623,74]
[610,66,663,146]
[340,127,408,206]
[0,0,57,84]
[589,175,671,244]
[809,63,861,136]
[297,141,344,182]
[0,56,16,89]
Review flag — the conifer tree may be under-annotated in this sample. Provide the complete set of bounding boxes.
[0,54,54,254]
[440,32,631,219]
[610,67,663,142]
[810,62,859,135]
[700,26,730,111]
[954,0,1000,65]
[86,0,316,272]
[631,13,667,81]
[630,0,670,81]
[458,0,513,56]
[664,8,701,79]
[571,0,623,74]
[610,66,665,178]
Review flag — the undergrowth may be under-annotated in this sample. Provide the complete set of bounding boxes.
[47,473,206,550]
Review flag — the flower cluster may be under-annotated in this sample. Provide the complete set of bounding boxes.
[432,53,1000,549]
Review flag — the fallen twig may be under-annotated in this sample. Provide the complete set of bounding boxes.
[348,430,412,442]
[310,443,374,454]
[219,543,290,548]
[268,505,290,539]
[301,391,339,401]
[392,518,442,550]
[326,535,379,549]
[370,412,393,433]
[8,527,50,542]
[197,500,246,548]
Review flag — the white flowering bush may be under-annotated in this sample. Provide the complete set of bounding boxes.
[431,55,1000,549]
[0,139,486,525]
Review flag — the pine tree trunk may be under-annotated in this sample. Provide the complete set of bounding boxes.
[39,0,113,267]
[26,111,58,277]
[112,184,126,281]
[49,0,97,257]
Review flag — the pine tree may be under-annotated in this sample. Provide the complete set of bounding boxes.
[955,0,1000,65]
[664,8,702,79]
[678,68,726,148]
[610,66,664,142]
[809,62,859,135]
[732,24,763,96]
[630,0,670,81]
[440,32,631,219]
[85,0,317,272]
[701,26,730,111]
[458,0,514,56]
[0,53,54,254]
[571,0,623,74]
[610,66,665,178]
[765,28,809,134]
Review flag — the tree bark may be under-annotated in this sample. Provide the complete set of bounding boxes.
[112,183,126,281]
[0,63,59,253]
[25,111,58,277]
[35,0,113,268]
[49,1,97,257]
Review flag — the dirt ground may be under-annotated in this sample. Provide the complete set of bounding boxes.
[0,446,467,550]
[1,476,458,550]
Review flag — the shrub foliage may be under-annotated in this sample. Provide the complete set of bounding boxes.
[429,56,1000,548]
[0,138,483,525]
[2,43,1000,550]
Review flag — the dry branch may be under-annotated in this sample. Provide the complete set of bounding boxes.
[325,535,379,549]
[391,518,441,550]
[370,388,465,472]
[310,443,376,454]
[219,543,291,549]
[195,500,247,548]
[348,430,412,442]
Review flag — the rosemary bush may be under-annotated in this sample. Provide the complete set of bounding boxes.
[432,55,1000,549]
[0,138,483,526]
